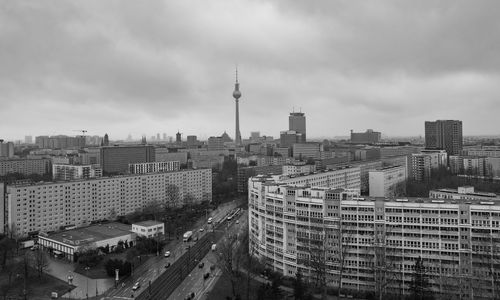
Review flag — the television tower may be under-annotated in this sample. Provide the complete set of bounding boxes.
[233,67,242,146]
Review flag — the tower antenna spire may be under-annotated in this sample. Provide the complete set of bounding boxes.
[235,65,238,83]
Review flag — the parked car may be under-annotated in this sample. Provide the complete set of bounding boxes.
[198,262,204,268]
[165,262,171,268]
[199,228,204,232]
[203,273,210,279]
[132,282,140,291]
[164,251,171,257]
[236,220,239,224]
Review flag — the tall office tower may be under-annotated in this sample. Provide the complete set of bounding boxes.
[163,133,167,141]
[24,136,33,144]
[289,112,306,142]
[176,132,182,144]
[103,133,109,146]
[233,69,242,146]
[156,133,160,141]
[425,120,463,155]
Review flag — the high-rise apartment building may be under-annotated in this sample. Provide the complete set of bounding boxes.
[248,181,500,299]
[1,168,212,236]
[100,145,155,174]
[411,153,431,181]
[289,112,306,142]
[425,120,463,155]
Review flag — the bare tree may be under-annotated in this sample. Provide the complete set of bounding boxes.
[165,184,180,208]
[29,249,49,279]
[212,231,241,298]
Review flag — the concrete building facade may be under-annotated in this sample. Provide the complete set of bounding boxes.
[248,181,500,299]
[52,164,102,181]
[368,165,407,197]
[0,158,51,176]
[128,161,180,174]
[425,120,463,155]
[100,145,155,174]
[0,169,211,236]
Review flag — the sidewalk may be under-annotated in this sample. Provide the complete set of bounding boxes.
[46,258,114,299]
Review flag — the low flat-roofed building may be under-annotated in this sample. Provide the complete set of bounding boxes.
[132,220,165,238]
[38,222,135,261]
[429,186,500,201]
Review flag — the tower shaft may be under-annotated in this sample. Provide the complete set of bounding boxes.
[235,99,241,145]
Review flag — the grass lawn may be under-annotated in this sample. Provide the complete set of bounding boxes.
[0,270,72,300]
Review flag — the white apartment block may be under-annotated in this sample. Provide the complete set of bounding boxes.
[368,165,407,197]
[52,164,102,181]
[0,169,212,237]
[420,149,448,170]
[128,161,180,174]
[249,180,500,299]
[282,164,316,176]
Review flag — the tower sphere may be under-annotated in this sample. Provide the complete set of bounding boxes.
[233,90,241,99]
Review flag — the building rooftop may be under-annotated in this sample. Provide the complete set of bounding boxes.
[41,222,132,247]
[133,220,163,227]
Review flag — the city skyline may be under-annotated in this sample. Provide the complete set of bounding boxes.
[1,1,500,141]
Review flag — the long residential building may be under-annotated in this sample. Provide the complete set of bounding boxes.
[0,169,212,236]
[249,180,500,299]
[0,158,51,176]
[368,165,407,197]
[128,161,180,174]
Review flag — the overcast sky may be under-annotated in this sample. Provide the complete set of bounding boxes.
[1,0,499,141]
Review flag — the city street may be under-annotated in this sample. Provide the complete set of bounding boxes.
[103,200,242,299]
[167,209,248,300]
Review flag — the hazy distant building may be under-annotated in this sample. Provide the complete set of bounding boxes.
[292,142,323,160]
[250,132,260,141]
[186,135,198,148]
[100,145,155,174]
[155,148,188,164]
[0,142,14,158]
[35,135,86,149]
[176,132,182,144]
[220,131,232,143]
[103,134,109,146]
[280,130,303,148]
[350,129,381,144]
[289,112,306,142]
[207,136,225,151]
[24,136,33,144]
[425,120,463,155]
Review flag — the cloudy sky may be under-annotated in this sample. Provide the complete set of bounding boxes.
[1,0,499,141]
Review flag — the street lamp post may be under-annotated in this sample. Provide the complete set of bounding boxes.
[85,266,90,299]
